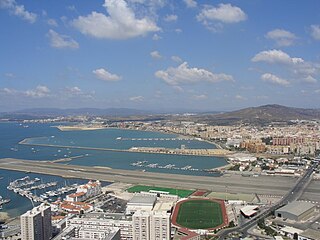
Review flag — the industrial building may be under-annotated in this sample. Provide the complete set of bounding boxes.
[275,201,316,221]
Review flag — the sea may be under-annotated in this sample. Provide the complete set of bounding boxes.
[0,122,227,218]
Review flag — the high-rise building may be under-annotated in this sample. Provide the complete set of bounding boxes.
[150,211,171,240]
[21,204,52,240]
[132,210,171,240]
[132,211,151,240]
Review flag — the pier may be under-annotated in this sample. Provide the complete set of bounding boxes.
[18,139,231,157]
[116,137,196,141]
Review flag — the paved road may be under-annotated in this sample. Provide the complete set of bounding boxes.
[0,158,297,195]
[217,161,319,239]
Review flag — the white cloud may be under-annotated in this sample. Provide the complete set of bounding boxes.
[164,14,177,22]
[261,73,289,86]
[252,49,320,80]
[47,18,58,27]
[173,86,184,92]
[183,0,197,8]
[171,55,182,63]
[26,85,50,98]
[192,94,207,100]
[197,3,247,24]
[150,50,162,59]
[129,95,144,102]
[1,87,16,94]
[152,33,161,40]
[235,95,247,101]
[265,29,296,47]
[303,75,317,84]
[310,25,320,40]
[72,0,160,40]
[66,86,82,95]
[67,5,77,12]
[64,86,94,99]
[4,73,15,78]
[93,68,121,81]
[155,62,233,85]
[0,0,37,23]
[175,28,182,33]
[252,49,303,65]
[47,30,79,49]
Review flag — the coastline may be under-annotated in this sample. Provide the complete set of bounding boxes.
[54,124,220,148]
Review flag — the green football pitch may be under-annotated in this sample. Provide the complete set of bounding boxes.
[176,200,224,229]
[126,185,193,198]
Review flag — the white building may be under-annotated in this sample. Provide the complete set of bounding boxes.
[77,180,102,198]
[66,180,101,202]
[76,227,121,240]
[67,213,133,240]
[21,204,52,240]
[67,210,171,240]
[132,211,151,240]
[150,211,171,240]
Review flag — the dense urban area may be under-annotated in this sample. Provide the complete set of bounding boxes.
[1,111,320,240]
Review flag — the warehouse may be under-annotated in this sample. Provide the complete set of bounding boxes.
[275,201,316,221]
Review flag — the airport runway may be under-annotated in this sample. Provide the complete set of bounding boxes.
[300,180,320,203]
[0,158,302,196]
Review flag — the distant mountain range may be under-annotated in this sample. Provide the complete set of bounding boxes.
[195,104,320,125]
[1,105,320,124]
[0,108,153,119]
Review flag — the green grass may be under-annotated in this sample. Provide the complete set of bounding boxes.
[126,185,193,198]
[176,200,223,229]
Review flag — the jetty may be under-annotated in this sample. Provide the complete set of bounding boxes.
[19,139,231,157]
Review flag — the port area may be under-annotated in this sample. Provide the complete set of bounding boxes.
[18,138,232,157]
[55,125,107,131]
[128,147,231,157]
[0,158,303,197]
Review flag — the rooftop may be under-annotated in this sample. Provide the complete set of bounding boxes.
[276,201,315,216]
[300,228,320,240]
[240,205,259,217]
[127,194,157,206]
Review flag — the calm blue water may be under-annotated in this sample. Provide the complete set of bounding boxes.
[0,122,227,218]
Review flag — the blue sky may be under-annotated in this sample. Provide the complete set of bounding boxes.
[1,0,320,112]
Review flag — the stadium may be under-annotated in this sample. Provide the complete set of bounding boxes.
[171,198,228,231]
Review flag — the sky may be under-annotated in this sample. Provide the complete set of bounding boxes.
[1,0,320,112]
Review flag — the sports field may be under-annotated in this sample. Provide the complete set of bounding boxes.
[174,199,225,229]
[126,185,193,198]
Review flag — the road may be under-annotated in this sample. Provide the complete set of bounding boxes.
[217,161,319,239]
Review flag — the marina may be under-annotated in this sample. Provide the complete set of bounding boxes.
[0,196,10,210]
[0,122,227,218]
[130,160,201,172]
[7,176,79,204]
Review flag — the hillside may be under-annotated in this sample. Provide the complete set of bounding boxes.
[193,104,320,125]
